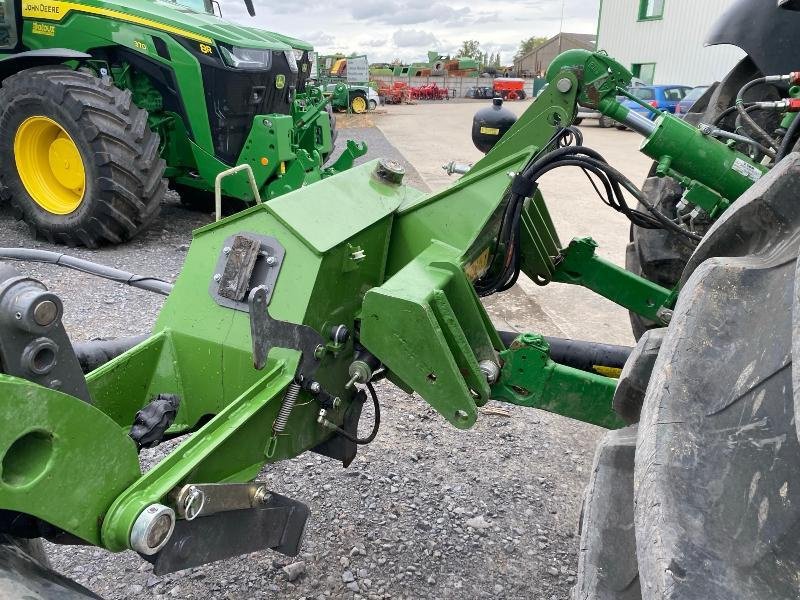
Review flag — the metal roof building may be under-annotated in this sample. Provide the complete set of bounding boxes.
[513,32,597,78]
[596,0,745,86]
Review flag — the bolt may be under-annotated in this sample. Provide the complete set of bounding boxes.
[478,360,501,384]
[213,273,222,282]
[374,158,405,184]
[223,246,231,255]
[253,486,272,505]
[556,78,572,93]
[332,397,342,409]
[309,381,321,394]
[130,504,175,556]
[314,344,325,359]
[265,255,277,266]
[33,300,58,326]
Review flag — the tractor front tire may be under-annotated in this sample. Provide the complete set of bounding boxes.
[348,91,368,114]
[0,66,166,248]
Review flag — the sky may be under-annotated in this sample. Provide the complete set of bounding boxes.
[218,0,600,65]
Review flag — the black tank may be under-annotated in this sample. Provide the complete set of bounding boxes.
[471,98,517,154]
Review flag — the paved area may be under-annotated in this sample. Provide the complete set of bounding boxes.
[375,100,653,346]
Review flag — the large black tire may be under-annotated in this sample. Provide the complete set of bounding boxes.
[634,154,800,599]
[574,426,641,600]
[0,67,166,248]
[0,535,100,598]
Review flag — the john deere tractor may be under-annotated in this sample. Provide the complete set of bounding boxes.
[0,0,366,247]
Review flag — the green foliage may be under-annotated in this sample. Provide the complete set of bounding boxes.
[515,35,548,60]
[458,39,481,59]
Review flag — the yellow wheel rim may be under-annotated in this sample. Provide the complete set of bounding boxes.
[13,116,86,215]
[351,95,367,114]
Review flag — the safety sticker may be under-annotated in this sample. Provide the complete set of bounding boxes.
[731,157,763,183]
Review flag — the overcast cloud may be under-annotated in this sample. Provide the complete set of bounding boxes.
[217,0,599,64]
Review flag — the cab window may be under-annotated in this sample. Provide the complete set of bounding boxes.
[0,0,18,49]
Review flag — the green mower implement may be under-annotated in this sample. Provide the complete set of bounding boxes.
[3,35,800,599]
[0,0,366,247]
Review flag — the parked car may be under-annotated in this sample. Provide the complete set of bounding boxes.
[367,87,380,110]
[618,84,694,122]
[675,85,710,118]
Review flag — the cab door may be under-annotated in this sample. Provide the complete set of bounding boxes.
[0,0,18,50]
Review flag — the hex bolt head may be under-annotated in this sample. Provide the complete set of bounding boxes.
[253,486,272,505]
[130,504,175,555]
[223,246,232,255]
[33,300,58,326]
[265,256,277,266]
[556,77,572,93]
[213,273,222,283]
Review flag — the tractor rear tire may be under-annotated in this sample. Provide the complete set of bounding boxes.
[633,154,800,598]
[0,66,166,248]
[0,535,100,598]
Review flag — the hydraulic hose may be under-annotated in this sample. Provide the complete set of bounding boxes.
[735,77,780,149]
[776,113,800,161]
[0,248,173,296]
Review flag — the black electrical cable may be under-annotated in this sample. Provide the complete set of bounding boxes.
[776,114,800,162]
[329,382,381,445]
[0,248,173,295]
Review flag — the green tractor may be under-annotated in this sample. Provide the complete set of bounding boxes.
[0,0,366,247]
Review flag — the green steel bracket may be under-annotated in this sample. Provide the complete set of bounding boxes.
[361,243,499,429]
[552,237,672,322]
[0,375,141,546]
[324,139,369,176]
[491,334,623,429]
[101,354,299,552]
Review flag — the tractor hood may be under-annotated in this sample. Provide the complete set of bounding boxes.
[99,0,305,50]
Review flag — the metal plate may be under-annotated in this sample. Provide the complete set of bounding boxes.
[208,233,285,312]
[148,491,309,575]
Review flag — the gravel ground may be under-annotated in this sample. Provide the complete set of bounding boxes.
[1,124,604,599]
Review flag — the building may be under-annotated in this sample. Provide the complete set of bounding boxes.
[596,0,745,86]
[513,32,597,78]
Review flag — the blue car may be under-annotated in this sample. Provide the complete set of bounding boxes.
[618,85,694,124]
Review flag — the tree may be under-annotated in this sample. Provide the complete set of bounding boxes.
[458,40,481,59]
[515,35,548,60]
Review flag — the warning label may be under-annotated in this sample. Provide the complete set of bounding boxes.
[731,157,763,183]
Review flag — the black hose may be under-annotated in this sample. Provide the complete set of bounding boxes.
[330,382,381,445]
[735,77,779,149]
[0,248,173,295]
[776,114,800,161]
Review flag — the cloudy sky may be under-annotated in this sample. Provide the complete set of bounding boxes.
[220,0,600,64]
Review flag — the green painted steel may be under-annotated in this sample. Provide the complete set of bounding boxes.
[491,334,623,429]
[1,0,363,206]
[2,49,779,562]
[552,238,672,322]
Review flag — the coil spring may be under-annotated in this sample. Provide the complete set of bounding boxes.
[273,382,300,433]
